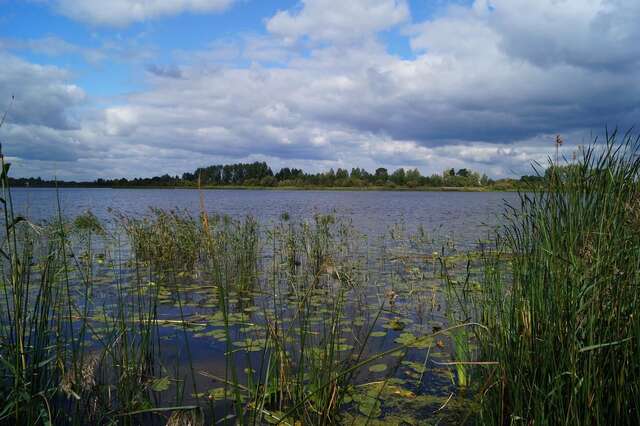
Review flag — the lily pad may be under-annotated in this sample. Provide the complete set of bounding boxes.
[150,376,171,392]
[368,363,388,373]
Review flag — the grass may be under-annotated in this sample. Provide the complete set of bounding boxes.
[468,130,640,424]
[0,150,195,423]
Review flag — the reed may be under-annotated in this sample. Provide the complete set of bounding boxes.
[0,157,198,424]
[473,130,640,424]
[191,213,391,424]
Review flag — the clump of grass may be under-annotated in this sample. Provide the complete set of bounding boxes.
[0,148,71,425]
[475,130,640,424]
[119,208,202,271]
[73,210,105,237]
[0,152,189,424]
[194,213,394,425]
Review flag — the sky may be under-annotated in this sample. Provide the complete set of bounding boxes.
[0,0,638,180]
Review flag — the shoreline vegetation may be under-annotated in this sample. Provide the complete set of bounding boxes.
[10,183,517,192]
[9,162,548,191]
[471,131,640,424]
[1,131,638,425]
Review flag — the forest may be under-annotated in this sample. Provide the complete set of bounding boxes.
[9,161,545,190]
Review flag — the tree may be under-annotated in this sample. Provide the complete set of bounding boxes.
[406,168,421,180]
[374,168,388,184]
[405,168,421,187]
[335,168,349,180]
[390,168,406,185]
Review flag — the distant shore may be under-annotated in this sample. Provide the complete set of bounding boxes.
[10,184,520,192]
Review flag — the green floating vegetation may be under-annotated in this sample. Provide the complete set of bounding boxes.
[368,364,388,373]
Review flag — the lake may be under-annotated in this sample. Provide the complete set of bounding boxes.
[11,188,517,245]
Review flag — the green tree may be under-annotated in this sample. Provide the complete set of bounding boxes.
[390,168,406,185]
[374,167,388,184]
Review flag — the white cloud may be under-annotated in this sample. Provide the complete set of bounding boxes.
[267,0,410,43]
[486,0,640,70]
[53,0,235,26]
[104,107,139,136]
[0,53,85,130]
[0,36,107,64]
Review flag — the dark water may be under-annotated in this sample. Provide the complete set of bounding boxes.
[11,188,517,243]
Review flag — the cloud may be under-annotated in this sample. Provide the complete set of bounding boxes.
[2,124,83,161]
[0,53,85,130]
[52,0,235,26]
[0,36,106,64]
[396,0,640,143]
[0,52,94,168]
[486,0,640,71]
[146,64,183,79]
[267,0,410,43]
[104,106,139,136]
[5,0,640,180]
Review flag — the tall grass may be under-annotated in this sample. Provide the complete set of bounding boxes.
[0,153,197,424]
[474,130,640,424]
[192,213,387,424]
[0,149,64,424]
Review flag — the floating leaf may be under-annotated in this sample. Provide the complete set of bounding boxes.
[368,363,388,373]
[336,344,354,352]
[355,395,382,418]
[150,376,171,392]
[401,361,427,374]
[394,332,417,345]
[387,318,405,331]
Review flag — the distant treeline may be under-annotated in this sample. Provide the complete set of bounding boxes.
[8,161,547,190]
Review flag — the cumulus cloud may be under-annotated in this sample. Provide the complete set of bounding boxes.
[0,52,94,167]
[398,0,640,143]
[267,0,410,43]
[53,0,235,26]
[0,53,85,130]
[104,107,140,136]
[2,124,83,162]
[486,0,640,71]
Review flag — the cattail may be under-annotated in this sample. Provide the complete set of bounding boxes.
[555,134,564,166]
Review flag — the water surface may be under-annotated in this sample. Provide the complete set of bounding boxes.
[11,188,517,245]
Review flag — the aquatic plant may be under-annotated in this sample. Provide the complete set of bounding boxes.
[0,152,200,424]
[474,130,640,424]
[117,208,203,271]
